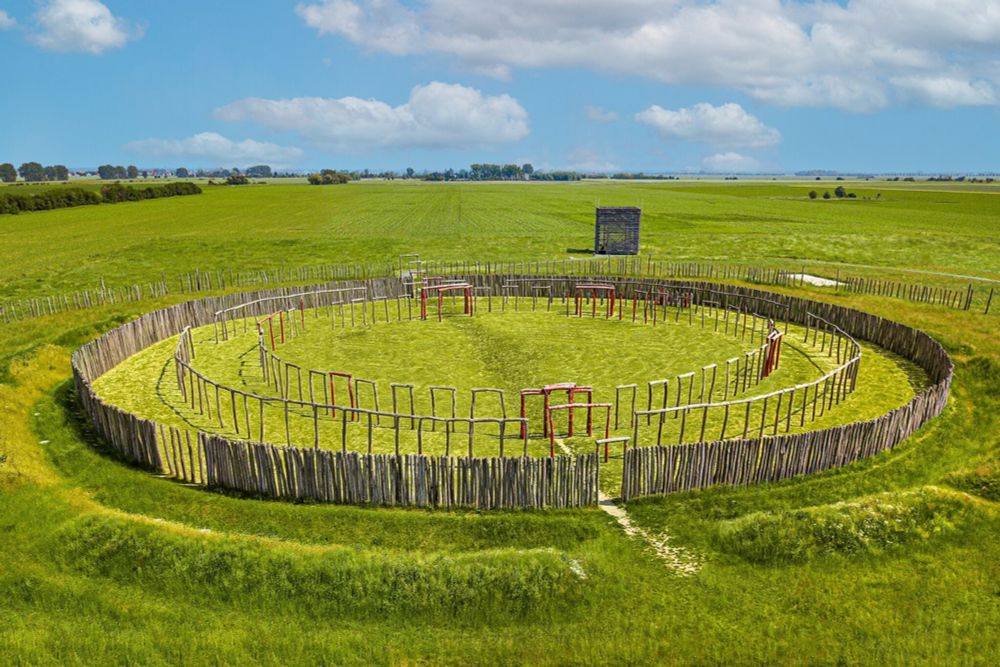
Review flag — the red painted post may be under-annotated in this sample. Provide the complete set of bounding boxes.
[347,374,356,420]
[279,311,285,343]
[438,291,443,322]
[567,388,575,437]
[329,373,337,416]
[268,317,275,350]
[604,439,609,463]
[543,391,550,437]
[300,298,305,325]
[589,393,595,436]
[592,288,597,318]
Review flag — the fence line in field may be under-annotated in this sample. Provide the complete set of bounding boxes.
[0,261,396,325]
[10,254,998,326]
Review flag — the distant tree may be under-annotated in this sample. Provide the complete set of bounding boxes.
[97,164,117,180]
[822,191,831,200]
[307,169,351,185]
[225,174,250,185]
[808,190,818,199]
[127,165,139,179]
[175,167,190,178]
[501,164,523,180]
[50,164,69,181]
[246,164,272,178]
[18,162,46,182]
[834,185,847,198]
[0,163,16,183]
[522,163,534,177]
[406,167,415,179]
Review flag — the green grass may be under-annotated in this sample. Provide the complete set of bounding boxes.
[1,180,999,299]
[1,180,999,664]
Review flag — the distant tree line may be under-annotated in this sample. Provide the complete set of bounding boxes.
[1,182,202,215]
[97,165,142,180]
[0,162,70,182]
[417,163,691,182]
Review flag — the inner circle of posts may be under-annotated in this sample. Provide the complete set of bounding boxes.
[183,276,858,463]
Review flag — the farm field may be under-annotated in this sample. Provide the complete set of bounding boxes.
[2,180,1000,300]
[1,180,1000,664]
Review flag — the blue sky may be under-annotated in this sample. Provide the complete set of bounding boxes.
[1,0,998,173]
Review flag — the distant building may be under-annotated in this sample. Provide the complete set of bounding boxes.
[594,207,641,255]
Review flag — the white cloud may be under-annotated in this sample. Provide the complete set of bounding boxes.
[584,105,618,123]
[0,10,16,30]
[294,0,1000,110]
[30,0,140,54]
[565,148,618,173]
[890,76,997,108]
[636,102,780,148]
[701,152,759,172]
[215,82,529,150]
[124,132,304,167]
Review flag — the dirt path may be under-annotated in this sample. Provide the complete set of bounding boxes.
[556,439,702,575]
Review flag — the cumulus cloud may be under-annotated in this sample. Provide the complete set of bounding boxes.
[890,76,997,108]
[584,105,618,123]
[30,0,140,54]
[565,147,618,173]
[124,132,304,166]
[636,102,780,148]
[701,152,759,172]
[294,0,1000,110]
[215,82,529,150]
[0,10,16,30]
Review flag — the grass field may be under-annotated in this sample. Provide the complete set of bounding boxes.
[1,180,999,665]
[2,180,1000,299]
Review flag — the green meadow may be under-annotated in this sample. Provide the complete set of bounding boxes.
[2,180,1000,299]
[1,180,999,665]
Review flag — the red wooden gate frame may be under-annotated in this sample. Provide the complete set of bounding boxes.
[520,383,594,438]
[420,283,475,321]
[258,310,289,351]
[573,283,616,319]
[328,371,356,420]
[546,402,611,456]
[763,330,784,377]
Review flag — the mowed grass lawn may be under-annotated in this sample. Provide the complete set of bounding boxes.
[0,180,999,664]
